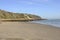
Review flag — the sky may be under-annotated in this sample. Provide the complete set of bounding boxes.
[0,0,60,19]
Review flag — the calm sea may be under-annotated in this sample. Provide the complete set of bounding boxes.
[31,19,60,27]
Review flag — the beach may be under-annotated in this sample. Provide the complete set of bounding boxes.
[0,22,60,40]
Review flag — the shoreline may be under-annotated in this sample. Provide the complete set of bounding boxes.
[0,22,60,40]
[32,22,60,28]
[1,22,60,28]
[30,21,60,28]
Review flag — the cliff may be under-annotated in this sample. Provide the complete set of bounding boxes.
[0,9,41,21]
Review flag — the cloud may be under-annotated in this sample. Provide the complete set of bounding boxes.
[25,1,34,4]
[17,0,48,5]
[20,1,34,5]
[40,0,48,2]
[43,0,48,1]
[28,2,34,4]
[29,0,49,4]
[32,0,48,2]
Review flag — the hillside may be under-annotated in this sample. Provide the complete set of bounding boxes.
[0,9,41,21]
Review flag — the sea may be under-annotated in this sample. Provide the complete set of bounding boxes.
[31,19,60,28]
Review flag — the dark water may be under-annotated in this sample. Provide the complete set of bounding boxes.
[31,19,60,27]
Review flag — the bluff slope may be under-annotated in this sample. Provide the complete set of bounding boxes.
[0,10,41,21]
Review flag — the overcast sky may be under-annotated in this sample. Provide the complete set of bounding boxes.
[0,0,60,19]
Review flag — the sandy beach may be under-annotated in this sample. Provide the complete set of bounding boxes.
[0,22,60,40]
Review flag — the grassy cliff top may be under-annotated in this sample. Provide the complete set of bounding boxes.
[0,9,41,20]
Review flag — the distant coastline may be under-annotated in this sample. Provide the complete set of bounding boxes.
[0,9,46,22]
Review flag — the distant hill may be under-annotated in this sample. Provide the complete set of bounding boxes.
[0,9,41,21]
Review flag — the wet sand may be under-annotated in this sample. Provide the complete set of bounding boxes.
[0,22,60,40]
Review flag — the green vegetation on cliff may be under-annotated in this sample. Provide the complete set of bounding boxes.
[0,9,41,20]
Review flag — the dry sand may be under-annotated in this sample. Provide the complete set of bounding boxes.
[0,22,60,40]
